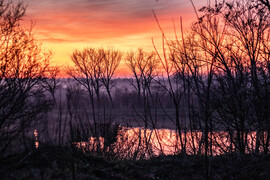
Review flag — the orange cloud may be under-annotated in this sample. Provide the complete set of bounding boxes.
[23,0,206,77]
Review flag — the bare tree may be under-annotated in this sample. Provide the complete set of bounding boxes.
[41,66,61,102]
[67,47,122,155]
[67,48,104,137]
[125,48,161,158]
[0,0,55,157]
[222,0,270,154]
[101,48,122,106]
[152,12,193,154]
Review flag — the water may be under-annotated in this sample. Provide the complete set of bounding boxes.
[34,129,39,149]
[74,127,269,159]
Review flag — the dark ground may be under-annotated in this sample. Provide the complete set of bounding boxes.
[1,147,269,180]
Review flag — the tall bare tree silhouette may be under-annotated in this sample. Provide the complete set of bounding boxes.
[0,0,56,157]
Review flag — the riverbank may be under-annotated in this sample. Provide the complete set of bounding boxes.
[1,147,269,179]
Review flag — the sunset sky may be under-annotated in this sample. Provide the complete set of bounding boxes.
[24,0,206,76]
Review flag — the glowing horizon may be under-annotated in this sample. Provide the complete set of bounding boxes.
[23,0,206,77]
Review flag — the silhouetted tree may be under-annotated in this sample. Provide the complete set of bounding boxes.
[67,48,102,137]
[67,47,122,155]
[0,0,55,157]
[101,48,122,106]
[126,48,161,158]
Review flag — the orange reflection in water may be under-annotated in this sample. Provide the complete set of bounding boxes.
[75,128,268,159]
[34,129,39,149]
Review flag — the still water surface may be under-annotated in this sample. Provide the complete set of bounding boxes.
[73,127,266,159]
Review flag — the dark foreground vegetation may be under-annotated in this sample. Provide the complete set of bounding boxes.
[1,0,270,179]
[1,147,269,180]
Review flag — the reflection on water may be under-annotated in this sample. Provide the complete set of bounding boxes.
[75,127,268,159]
[34,129,39,149]
[75,137,104,152]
